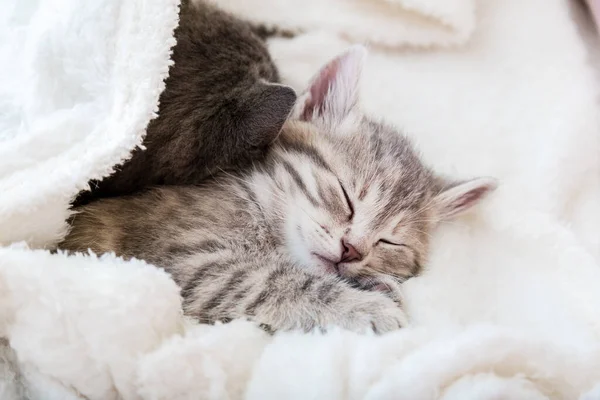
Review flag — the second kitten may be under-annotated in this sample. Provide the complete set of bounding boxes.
[74,0,296,205]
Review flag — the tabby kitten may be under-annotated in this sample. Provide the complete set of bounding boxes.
[74,0,296,206]
[61,47,496,333]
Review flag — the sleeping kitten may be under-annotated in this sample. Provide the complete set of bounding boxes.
[74,0,297,206]
[60,47,496,333]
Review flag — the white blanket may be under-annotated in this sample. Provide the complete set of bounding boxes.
[2,0,600,398]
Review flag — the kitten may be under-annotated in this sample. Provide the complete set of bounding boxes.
[74,0,297,206]
[60,47,496,333]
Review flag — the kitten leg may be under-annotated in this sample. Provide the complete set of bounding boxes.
[181,255,407,334]
[351,274,405,306]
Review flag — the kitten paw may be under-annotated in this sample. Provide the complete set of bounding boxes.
[353,274,404,305]
[339,279,408,334]
[347,297,407,334]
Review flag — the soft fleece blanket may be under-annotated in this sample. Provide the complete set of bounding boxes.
[2,0,600,398]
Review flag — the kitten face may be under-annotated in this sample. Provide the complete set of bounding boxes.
[265,46,496,280]
[277,118,436,281]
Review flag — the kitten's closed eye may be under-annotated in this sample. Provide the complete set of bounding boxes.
[339,181,354,221]
[377,239,406,247]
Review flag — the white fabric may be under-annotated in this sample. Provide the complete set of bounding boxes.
[216,0,476,48]
[0,0,179,248]
[1,0,600,398]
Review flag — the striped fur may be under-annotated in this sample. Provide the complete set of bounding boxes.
[58,116,439,333]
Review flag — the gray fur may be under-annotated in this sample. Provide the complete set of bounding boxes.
[74,0,297,206]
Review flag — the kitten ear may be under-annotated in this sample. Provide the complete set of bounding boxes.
[241,82,297,146]
[434,177,498,219]
[236,82,297,147]
[294,45,367,126]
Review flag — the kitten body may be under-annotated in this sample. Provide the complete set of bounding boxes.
[63,119,413,332]
[61,48,496,333]
[74,0,296,205]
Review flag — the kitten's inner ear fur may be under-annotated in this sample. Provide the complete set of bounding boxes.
[294,45,367,127]
[240,83,297,146]
[434,177,498,219]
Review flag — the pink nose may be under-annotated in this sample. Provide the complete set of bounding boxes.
[341,239,362,263]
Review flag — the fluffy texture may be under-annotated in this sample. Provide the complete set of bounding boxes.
[0,0,179,248]
[1,0,600,399]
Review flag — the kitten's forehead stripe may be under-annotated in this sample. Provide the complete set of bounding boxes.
[278,135,332,173]
[281,160,321,206]
[316,181,335,211]
[316,179,347,218]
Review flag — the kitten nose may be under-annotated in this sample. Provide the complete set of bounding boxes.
[341,239,362,263]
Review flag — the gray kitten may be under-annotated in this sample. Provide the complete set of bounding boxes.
[74,0,296,206]
[60,47,496,333]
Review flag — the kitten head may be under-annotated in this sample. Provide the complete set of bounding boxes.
[264,46,496,280]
